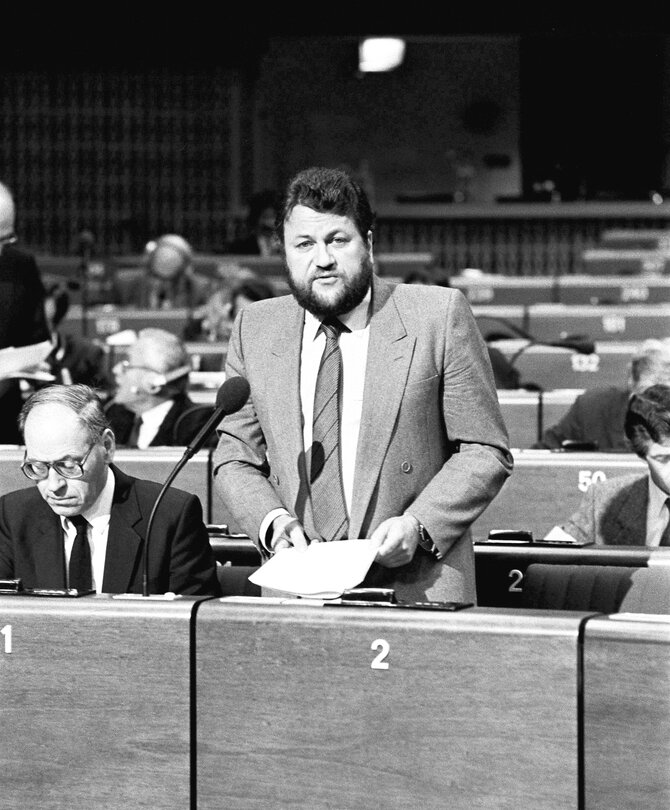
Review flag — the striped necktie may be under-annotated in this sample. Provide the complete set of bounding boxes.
[310,317,350,543]
[68,514,92,592]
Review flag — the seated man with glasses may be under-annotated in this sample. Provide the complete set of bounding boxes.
[0,383,221,595]
[105,327,215,448]
[0,180,50,443]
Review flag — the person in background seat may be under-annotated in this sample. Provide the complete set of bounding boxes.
[110,234,212,310]
[547,384,670,546]
[0,383,220,594]
[106,327,215,448]
[533,338,670,451]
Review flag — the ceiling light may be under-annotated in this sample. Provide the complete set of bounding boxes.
[358,38,405,72]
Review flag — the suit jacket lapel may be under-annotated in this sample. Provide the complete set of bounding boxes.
[609,477,649,545]
[33,502,67,589]
[101,465,144,592]
[265,300,308,503]
[350,278,413,536]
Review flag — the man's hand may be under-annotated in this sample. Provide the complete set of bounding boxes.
[371,514,421,568]
[269,514,310,552]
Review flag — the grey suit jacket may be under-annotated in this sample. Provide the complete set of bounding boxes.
[561,472,649,546]
[213,276,513,602]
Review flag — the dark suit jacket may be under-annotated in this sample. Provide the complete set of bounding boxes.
[213,276,513,603]
[0,464,221,595]
[107,394,215,447]
[533,386,631,451]
[0,246,49,443]
[47,330,112,391]
[561,472,649,545]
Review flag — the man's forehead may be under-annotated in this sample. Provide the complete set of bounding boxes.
[284,205,354,233]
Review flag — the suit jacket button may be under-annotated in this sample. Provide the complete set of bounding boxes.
[401,461,412,473]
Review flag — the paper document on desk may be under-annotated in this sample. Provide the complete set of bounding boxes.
[249,538,380,599]
[0,341,52,379]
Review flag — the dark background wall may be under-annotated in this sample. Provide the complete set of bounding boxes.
[0,27,668,255]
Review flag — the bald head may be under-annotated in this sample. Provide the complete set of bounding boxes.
[0,182,15,238]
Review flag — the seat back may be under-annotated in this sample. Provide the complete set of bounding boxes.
[521,563,670,613]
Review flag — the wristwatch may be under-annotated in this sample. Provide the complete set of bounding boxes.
[416,522,440,559]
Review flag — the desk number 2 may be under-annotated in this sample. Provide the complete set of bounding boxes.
[1,624,11,654]
[371,638,389,670]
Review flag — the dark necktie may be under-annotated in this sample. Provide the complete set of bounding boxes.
[68,514,92,592]
[310,318,350,543]
[127,414,143,448]
[659,498,670,546]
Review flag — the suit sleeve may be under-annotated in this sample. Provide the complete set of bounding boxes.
[560,484,598,544]
[168,494,222,596]
[212,309,289,545]
[404,290,513,551]
[0,496,15,578]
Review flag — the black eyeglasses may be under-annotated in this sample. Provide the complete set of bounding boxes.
[21,443,95,481]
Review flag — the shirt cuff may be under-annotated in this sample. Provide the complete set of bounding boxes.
[259,508,291,552]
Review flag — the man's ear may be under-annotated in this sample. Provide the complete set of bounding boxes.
[101,428,116,461]
[366,231,374,263]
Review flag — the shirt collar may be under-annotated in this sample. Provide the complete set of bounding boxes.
[60,466,115,531]
[304,286,372,340]
[648,474,669,518]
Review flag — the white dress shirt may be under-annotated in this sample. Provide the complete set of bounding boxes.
[136,399,174,448]
[60,467,115,591]
[259,290,371,545]
[646,476,670,547]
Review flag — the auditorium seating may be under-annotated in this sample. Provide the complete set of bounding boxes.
[520,562,670,613]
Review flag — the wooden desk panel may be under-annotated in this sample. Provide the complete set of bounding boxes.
[557,274,670,305]
[471,450,646,541]
[0,594,203,809]
[196,601,585,810]
[507,342,634,391]
[584,615,670,809]
[498,390,542,448]
[451,275,557,306]
[526,303,670,343]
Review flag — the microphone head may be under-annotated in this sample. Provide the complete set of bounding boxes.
[216,376,250,414]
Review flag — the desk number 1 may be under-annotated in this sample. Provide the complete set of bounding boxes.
[1,625,11,654]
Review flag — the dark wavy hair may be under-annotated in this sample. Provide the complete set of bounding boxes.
[624,383,670,458]
[275,166,375,244]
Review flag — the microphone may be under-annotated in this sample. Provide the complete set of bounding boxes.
[141,376,250,597]
[547,335,596,355]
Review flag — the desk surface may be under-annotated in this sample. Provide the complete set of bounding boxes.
[196,600,585,809]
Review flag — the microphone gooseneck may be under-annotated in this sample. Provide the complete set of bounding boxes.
[141,376,250,597]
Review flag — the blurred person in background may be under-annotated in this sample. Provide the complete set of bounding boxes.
[533,337,670,451]
[106,328,215,448]
[0,181,49,443]
[38,282,112,392]
[227,189,281,256]
[185,274,276,346]
[110,233,212,310]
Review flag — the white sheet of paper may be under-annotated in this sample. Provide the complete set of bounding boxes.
[0,341,52,378]
[249,538,380,599]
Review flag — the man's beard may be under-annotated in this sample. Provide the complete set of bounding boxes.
[286,254,374,318]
